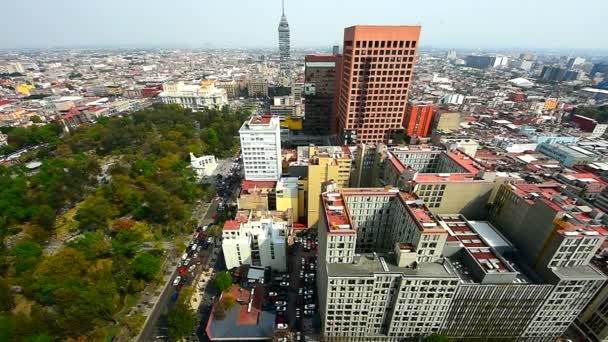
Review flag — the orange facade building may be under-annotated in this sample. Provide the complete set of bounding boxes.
[336,25,421,144]
[405,102,434,138]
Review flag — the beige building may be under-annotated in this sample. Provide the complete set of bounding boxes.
[296,145,352,228]
[215,79,238,99]
[433,111,461,133]
[247,75,268,98]
[237,180,276,211]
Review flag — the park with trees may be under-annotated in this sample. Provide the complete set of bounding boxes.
[0,104,249,341]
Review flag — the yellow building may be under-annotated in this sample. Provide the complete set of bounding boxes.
[433,111,461,133]
[276,177,300,219]
[543,98,558,110]
[281,115,303,130]
[15,84,33,95]
[306,145,352,228]
[237,180,276,211]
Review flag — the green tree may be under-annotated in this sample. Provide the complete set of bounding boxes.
[214,271,233,292]
[123,313,145,337]
[75,195,117,231]
[132,252,162,281]
[167,302,197,340]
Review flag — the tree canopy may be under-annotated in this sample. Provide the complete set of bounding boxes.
[215,271,233,292]
[0,104,248,340]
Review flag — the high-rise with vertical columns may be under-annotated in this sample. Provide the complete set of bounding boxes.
[277,0,290,75]
[336,25,421,145]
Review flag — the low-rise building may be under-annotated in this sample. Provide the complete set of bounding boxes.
[189,153,217,179]
[222,210,289,272]
[536,143,598,167]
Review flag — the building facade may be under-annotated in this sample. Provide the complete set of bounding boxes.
[336,25,421,145]
[189,153,217,179]
[304,55,337,135]
[405,102,434,139]
[316,187,607,341]
[159,81,228,111]
[239,115,282,181]
[222,210,289,272]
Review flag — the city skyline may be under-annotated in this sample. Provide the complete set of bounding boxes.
[2,0,608,50]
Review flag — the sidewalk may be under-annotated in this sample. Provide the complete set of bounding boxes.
[189,246,218,310]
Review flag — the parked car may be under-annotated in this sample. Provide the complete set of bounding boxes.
[268,291,278,296]
[181,253,188,260]
[184,258,191,266]
[304,289,314,295]
[279,281,289,287]
[179,266,187,275]
[305,304,316,310]
[276,323,288,329]
[275,301,287,306]
[188,264,196,273]
[276,306,287,312]
[173,276,182,286]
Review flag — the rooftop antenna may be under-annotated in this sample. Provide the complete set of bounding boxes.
[282,0,285,16]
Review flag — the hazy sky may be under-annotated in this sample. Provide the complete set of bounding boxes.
[2,0,607,50]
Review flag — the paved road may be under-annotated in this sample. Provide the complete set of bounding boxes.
[138,198,219,342]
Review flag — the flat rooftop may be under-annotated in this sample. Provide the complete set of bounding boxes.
[327,253,459,279]
[321,191,355,235]
[206,283,275,340]
[440,214,515,274]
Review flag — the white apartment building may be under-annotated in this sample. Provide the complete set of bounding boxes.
[316,187,607,341]
[0,133,8,147]
[189,152,217,178]
[159,80,228,111]
[222,211,289,272]
[239,115,282,181]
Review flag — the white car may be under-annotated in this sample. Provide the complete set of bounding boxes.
[276,306,287,312]
[181,253,188,260]
[184,258,191,266]
[173,276,181,286]
[188,264,196,273]
[276,323,288,329]
[305,304,316,310]
[275,301,287,306]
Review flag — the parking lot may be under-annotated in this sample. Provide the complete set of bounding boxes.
[259,231,320,341]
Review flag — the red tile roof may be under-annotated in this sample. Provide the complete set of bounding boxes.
[223,220,241,231]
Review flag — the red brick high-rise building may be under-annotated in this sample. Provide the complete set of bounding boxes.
[336,25,421,144]
[405,102,434,139]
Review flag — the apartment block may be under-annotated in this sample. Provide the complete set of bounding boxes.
[239,115,282,181]
[222,210,289,272]
[298,145,352,228]
[336,25,421,144]
[237,180,276,211]
[381,147,507,218]
[316,186,607,340]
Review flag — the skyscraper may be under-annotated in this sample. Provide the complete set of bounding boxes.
[304,54,337,134]
[278,0,290,75]
[335,25,421,145]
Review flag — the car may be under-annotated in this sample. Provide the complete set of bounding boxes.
[275,301,287,306]
[276,323,288,329]
[304,309,314,316]
[202,225,209,232]
[305,278,314,284]
[276,306,287,312]
[305,304,316,310]
[173,276,182,286]
[188,264,196,273]
[295,309,301,319]
[181,253,188,260]
[191,243,198,251]
[192,252,198,259]
[268,291,278,296]
[207,237,214,245]
[304,289,314,295]
[298,288,303,295]
[179,266,187,275]
[282,274,290,280]
[196,246,203,252]
[184,258,191,266]
[170,292,179,302]
[279,281,289,287]
[301,257,306,265]
[299,271,304,278]
[304,294,313,300]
